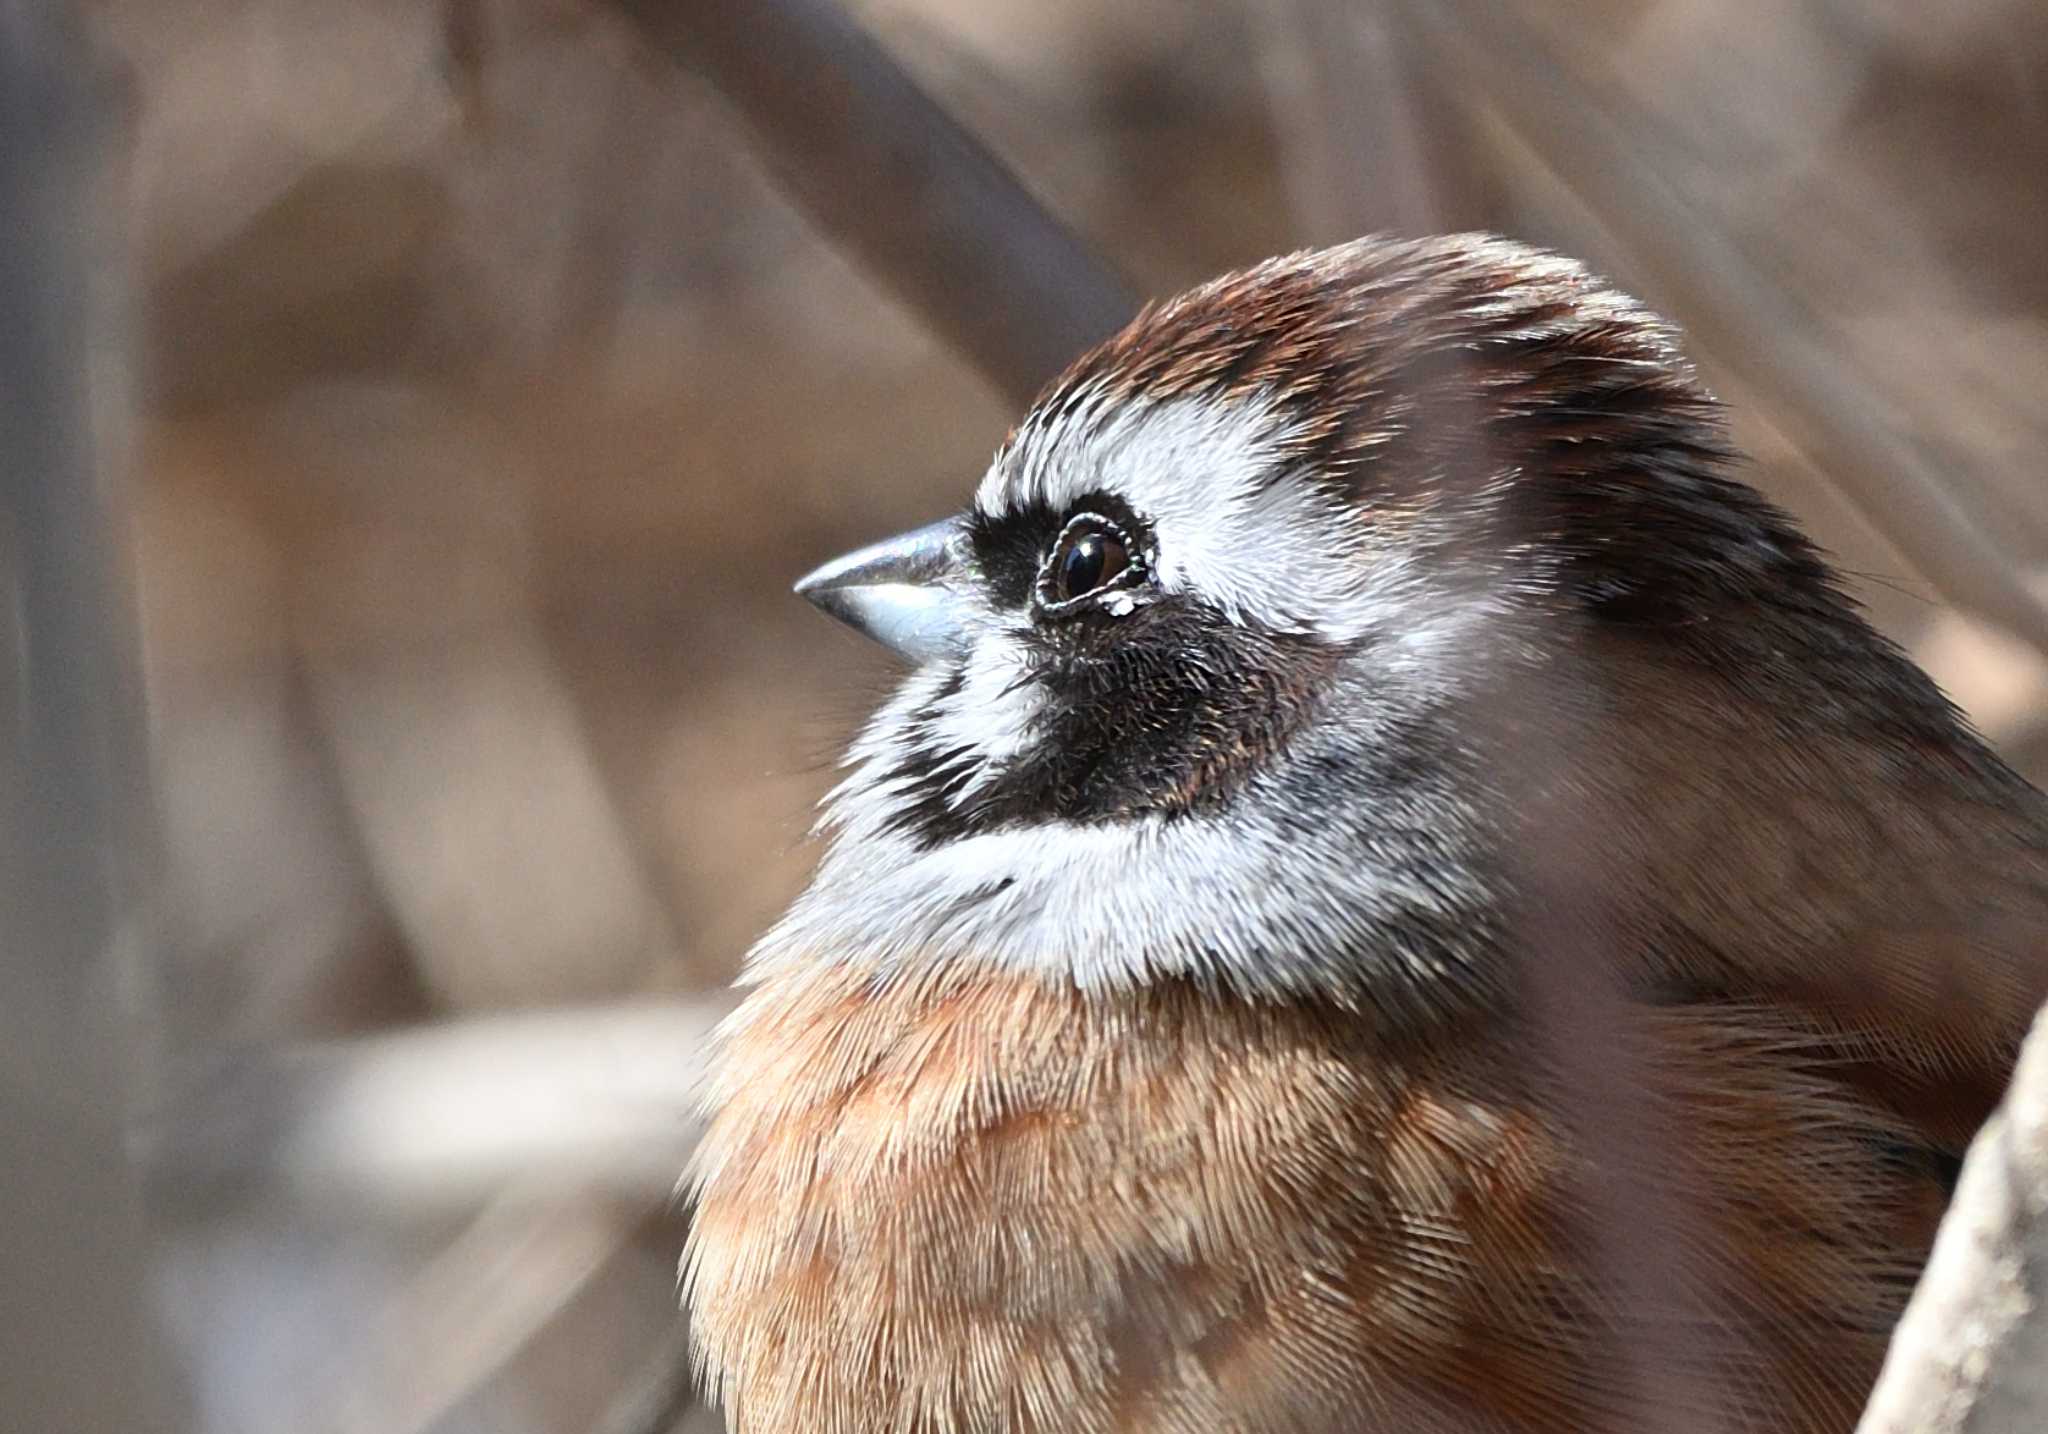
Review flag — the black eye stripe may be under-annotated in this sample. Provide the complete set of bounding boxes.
[968,489,1156,612]
[966,510,1044,608]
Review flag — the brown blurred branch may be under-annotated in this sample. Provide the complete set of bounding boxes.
[594,1316,702,1434]
[300,607,682,1012]
[305,1181,634,1434]
[611,0,1138,407]
[1399,0,2048,658]
[0,3,184,1427]
[142,996,734,1215]
[1857,1003,2048,1431]
[1251,0,1477,243]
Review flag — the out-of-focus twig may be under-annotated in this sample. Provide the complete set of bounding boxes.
[595,1316,702,1434]
[1399,0,2048,658]
[0,3,185,1427]
[309,1181,633,1434]
[610,0,1138,408]
[1493,654,1735,1433]
[440,0,489,132]
[302,611,681,1011]
[1251,0,1470,243]
[142,995,734,1214]
[1856,1003,2048,1432]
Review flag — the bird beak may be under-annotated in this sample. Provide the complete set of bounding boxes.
[794,517,972,662]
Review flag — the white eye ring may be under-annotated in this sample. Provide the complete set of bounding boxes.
[1035,512,1149,615]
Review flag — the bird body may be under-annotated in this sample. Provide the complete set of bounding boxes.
[692,962,1955,1433]
[685,235,2048,1432]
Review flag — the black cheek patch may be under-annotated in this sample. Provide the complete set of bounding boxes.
[880,600,1337,849]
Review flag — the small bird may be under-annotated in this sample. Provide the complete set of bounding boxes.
[683,234,2048,1433]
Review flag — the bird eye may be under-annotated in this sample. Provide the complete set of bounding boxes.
[1038,513,1141,611]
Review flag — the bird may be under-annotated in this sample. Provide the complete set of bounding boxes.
[681,233,2048,1433]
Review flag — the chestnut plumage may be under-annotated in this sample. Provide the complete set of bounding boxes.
[688,234,2048,1433]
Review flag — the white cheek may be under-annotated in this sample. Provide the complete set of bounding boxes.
[842,665,952,771]
[926,630,1044,802]
[816,684,932,835]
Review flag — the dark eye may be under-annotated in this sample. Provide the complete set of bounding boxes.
[1038,513,1141,611]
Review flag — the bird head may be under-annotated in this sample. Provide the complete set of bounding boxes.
[759,234,1987,1014]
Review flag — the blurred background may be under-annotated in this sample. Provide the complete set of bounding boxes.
[2,0,2044,1430]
